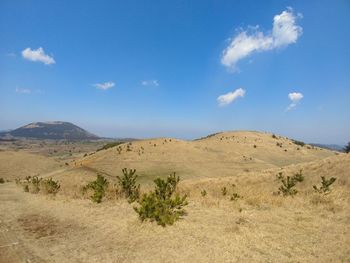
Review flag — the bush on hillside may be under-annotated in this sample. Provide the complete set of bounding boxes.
[292,140,305,147]
[276,170,304,196]
[83,174,109,203]
[134,173,188,226]
[313,176,337,194]
[42,178,61,195]
[97,142,123,152]
[344,142,350,153]
[0,178,5,184]
[117,168,140,202]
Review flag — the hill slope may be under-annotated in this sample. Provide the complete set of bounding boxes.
[1,121,99,140]
[78,131,336,183]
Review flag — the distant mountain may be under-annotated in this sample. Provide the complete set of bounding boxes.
[310,143,344,152]
[0,121,99,140]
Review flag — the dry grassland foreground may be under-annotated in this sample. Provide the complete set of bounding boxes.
[0,132,349,262]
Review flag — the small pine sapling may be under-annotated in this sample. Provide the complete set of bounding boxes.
[117,168,140,202]
[313,176,337,194]
[83,174,109,203]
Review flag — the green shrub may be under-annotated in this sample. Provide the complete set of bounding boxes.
[97,142,123,152]
[0,178,5,184]
[313,176,337,194]
[293,170,304,183]
[117,168,140,202]
[230,192,242,201]
[134,173,188,226]
[344,142,350,153]
[201,189,207,197]
[276,171,304,196]
[221,186,227,196]
[116,146,122,154]
[83,174,109,203]
[292,140,305,147]
[42,178,61,195]
[31,176,42,193]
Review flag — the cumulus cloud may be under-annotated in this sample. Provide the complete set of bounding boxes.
[286,92,303,110]
[21,47,55,65]
[217,88,245,106]
[141,80,159,87]
[94,81,115,90]
[15,88,31,94]
[221,8,302,70]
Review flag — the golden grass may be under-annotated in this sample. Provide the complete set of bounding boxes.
[0,131,349,262]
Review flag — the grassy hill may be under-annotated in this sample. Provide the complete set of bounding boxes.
[78,131,336,184]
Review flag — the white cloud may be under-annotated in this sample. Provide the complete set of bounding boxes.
[221,8,302,70]
[217,88,245,106]
[272,8,303,48]
[141,80,159,87]
[94,81,115,90]
[21,47,55,65]
[15,88,31,94]
[286,92,303,110]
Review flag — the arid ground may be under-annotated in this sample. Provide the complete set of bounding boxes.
[0,131,349,262]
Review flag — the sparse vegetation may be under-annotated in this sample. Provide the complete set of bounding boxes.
[42,178,61,195]
[201,189,207,197]
[292,140,305,147]
[97,141,123,152]
[221,186,227,196]
[276,170,304,196]
[83,174,109,203]
[0,178,5,184]
[313,176,337,194]
[31,176,43,193]
[134,173,188,226]
[344,142,350,153]
[272,134,277,139]
[117,168,140,202]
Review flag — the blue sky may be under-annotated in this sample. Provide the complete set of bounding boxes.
[0,0,349,144]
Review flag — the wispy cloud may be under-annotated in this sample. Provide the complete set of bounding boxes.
[21,47,55,65]
[141,80,159,87]
[221,7,302,70]
[15,88,31,94]
[286,92,303,111]
[217,88,245,106]
[93,81,115,90]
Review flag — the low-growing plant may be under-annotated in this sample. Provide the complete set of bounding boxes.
[313,176,337,194]
[116,146,122,154]
[31,176,42,193]
[201,189,207,197]
[293,169,304,183]
[42,178,61,195]
[276,171,304,196]
[23,185,29,192]
[272,134,277,139]
[230,192,242,201]
[83,174,109,203]
[117,168,140,202]
[292,139,305,147]
[134,173,188,226]
[0,178,4,184]
[221,186,227,196]
[97,142,123,152]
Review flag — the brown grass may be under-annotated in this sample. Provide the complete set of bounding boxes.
[0,131,349,262]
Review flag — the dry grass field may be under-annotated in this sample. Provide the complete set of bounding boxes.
[0,131,349,262]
